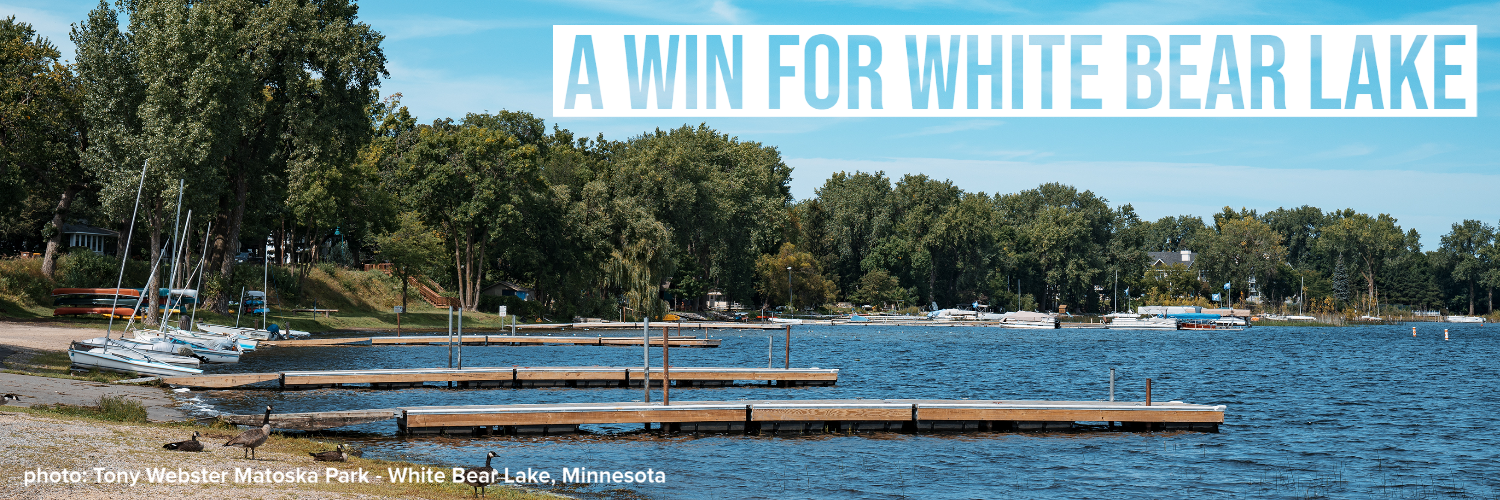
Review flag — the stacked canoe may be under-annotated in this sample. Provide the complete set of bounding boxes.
[51,288,143,318]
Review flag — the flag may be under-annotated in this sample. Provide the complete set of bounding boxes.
[1124,287,1130,295]
[1223,282,1231,290]
[1212,293,1221,301]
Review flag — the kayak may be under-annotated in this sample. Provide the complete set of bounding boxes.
[51,288,142,297]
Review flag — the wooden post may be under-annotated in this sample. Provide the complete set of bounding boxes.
[1145,378,1152,406]
[784,325,791,369]
[662,326,670,405]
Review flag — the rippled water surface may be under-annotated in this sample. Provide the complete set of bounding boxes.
[190,324,1500,499]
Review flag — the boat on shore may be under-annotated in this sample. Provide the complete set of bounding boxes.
[196,322,309,340]
[67,345,204,377]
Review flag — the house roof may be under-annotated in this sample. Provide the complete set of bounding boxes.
[1146,250,1196,268]
[60,224,118,237]
[480,281,534,295]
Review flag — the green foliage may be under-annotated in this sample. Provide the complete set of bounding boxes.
[34,395,148,423]
[754,243,838,310]
[849,269,913,309]
[57,248,116,288]
[1332,254,1350,303]
[1196,212,1288,300]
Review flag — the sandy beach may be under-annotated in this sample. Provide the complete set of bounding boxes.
[0,321,111,352]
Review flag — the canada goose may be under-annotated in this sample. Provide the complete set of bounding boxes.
[309,444,346,462]
[2,394,20,403]
[164,431,203,452]
[223,405,273,459]
[462,451,499,497]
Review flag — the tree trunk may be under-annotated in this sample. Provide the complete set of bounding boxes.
[145,204,164,326]
[1469,280,1476,316]
[216,171,250,312]
[41,185,81,279]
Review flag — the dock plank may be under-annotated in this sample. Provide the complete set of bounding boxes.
[163,366,838,389]
[160,373,280,388]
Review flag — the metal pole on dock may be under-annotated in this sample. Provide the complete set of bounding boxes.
[661,326,670,406]
[457,305,464,369]
[784,325,791,369]
[1109,368,1115,402]
[768,336,772,368]
[1145,378,1152,406]
[447,304,453,368]
[235,287,244,327]
[643,317,650,403]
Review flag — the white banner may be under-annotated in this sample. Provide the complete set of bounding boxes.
[553,25,1476,117]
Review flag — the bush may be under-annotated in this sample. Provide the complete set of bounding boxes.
[98,394,149,422]
[58,248,117,288]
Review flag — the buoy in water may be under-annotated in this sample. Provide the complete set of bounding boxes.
[1444,329,1449,341]
[1412,326,1416,337]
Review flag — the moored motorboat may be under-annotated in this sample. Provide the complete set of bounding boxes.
[1105,314,1178,330]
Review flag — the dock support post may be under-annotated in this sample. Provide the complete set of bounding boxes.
[767,336,772,368]
[1109,368,1114,402]
[1145,378,1152,406]
[642,318,650,403]
[785,325,791,369]
[457,306,464,369]
[662,326,670,405]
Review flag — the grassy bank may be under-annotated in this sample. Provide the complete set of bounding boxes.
[0,404,562,499]
[0,257,527,333]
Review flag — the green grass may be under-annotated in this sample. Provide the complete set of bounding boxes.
[29,394,149,423]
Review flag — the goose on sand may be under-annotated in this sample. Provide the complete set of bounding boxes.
[163,431,203,451]
[309,444,346,462]
[223,405,273,459]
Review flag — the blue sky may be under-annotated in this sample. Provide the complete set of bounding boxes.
[5,0,1499,248]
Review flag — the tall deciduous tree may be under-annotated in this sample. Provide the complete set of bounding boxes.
[2,16,84,277]
[1439,220,1495,315]
[1197,211,1288,304]
[1320,212,1405,311]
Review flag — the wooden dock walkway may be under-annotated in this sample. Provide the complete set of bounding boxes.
[162,366,838,390]
[397,399,1225,435]
[212,398,1224,434]
[261,335,721,348]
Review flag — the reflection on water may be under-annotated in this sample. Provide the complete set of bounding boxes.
[191,325,1500,499]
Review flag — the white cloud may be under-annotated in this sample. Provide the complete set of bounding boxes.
[0,2,84,61]
[382,60,550,122]
[1390,1,1500,36]
[894,119,1005,137]
[1308,144,1374,160]
[800,0,1025,14]
[1063,0,1274,24]
[370,15,532,42]
[783,156,1500,247]
[541,0,756,23]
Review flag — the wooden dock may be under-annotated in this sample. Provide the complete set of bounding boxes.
[395,399,1225,435]
[161,366,838,390]
[261,335,721,348]
[211,398,1224,434]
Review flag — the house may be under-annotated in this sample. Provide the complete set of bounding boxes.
[61,224,118,255]
[1147,250,1196,268]
[480,281,533,301]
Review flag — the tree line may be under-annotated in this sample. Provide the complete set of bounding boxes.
[2,6,1497,321]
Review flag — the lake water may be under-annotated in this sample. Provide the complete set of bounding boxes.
[189,324,1500,499]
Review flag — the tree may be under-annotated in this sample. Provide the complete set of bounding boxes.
[1196,211,1288,305]
[808,171,893,295]
[849,268,912,309]
[1320,212,1405,312]
[1331,253,1350,304]
[372,211,443,314]
[388,114,540,311]
[754,243,837,310]
[1439,220,1494,315]
[2,16,84,277]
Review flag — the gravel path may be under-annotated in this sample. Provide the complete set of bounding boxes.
[0,321,109,352]
[0,411,395,500]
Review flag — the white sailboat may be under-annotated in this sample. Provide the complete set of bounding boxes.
[197,322,309,340]
[68,347,202,377]
[73,337,201,367]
